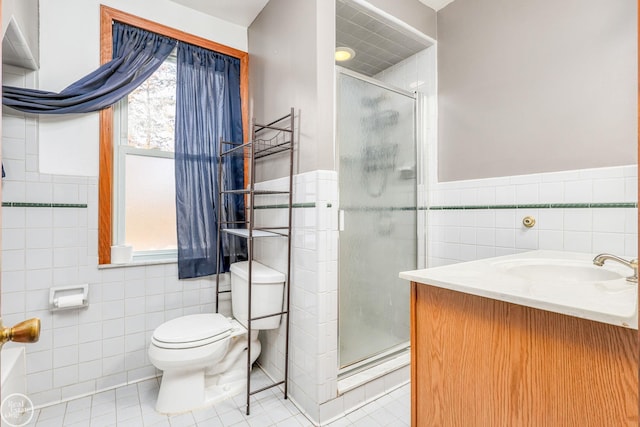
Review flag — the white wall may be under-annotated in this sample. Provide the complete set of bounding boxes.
[35,0,247,177]
[437,0,637,181]
[248,0,336,182]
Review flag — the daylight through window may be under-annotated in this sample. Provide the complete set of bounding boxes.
[114,53,178,259]
[98,6,249,266]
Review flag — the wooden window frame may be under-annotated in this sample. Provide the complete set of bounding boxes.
[98,5,249,264]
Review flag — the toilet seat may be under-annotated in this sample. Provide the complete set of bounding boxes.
[152,314,232,350]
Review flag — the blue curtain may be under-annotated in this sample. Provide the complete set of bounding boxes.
[2,22,176,114]
[174,42,245,279]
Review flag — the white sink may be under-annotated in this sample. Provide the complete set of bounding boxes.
[400,250,638,329]
[493,259,625,283]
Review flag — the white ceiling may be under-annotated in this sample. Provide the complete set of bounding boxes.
[169,0,269,27]
[170,0,457,28]
[417,0,456,11]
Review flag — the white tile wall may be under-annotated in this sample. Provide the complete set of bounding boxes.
[253,170,339,423]
[427,165,638,267]
[1,65,232,408]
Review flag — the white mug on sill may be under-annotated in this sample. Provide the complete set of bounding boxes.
[111,245,133,264]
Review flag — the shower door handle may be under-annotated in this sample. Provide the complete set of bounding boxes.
[339,210,345,231]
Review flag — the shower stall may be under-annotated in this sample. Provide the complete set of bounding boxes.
[337,68,417,370]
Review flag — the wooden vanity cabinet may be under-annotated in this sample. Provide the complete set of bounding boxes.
[410,282,638,426]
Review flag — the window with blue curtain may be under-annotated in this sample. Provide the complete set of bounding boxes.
[2,21,246,279]
[174,42,246,279]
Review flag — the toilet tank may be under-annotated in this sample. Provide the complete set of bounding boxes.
[230,261,285,330]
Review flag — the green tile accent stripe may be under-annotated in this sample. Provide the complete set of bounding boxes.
[2,202,88,208]
[4,201,631,211]
[574,202,636,208]
[254,202,332,209]
[256,202,638,212]
[427,202,637,210]
[3,202,331,210]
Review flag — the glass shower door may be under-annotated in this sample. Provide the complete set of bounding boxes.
[337,70,416,369]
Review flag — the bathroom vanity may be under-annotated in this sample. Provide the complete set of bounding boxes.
[400,251,638,426]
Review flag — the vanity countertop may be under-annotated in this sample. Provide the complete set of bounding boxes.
[400,250,638,329]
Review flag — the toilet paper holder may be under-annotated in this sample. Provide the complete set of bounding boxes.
[49,285,89,311]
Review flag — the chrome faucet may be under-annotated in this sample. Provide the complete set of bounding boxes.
[592,253,638,283]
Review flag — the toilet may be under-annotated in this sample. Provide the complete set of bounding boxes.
[148,261,285,414]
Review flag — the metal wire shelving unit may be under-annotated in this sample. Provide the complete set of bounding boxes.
[215,108,294,415]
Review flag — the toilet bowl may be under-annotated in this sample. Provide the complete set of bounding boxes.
[148,261,285,414]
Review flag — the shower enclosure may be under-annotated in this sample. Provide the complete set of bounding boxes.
[337,68,417,370]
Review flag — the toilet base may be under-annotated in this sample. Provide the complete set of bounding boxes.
[154,329,261,415]
[155,367,206,414]
[203,367,251,407]
[155,367,253,415]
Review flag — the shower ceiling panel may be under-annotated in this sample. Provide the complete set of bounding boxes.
[336,0,434,77]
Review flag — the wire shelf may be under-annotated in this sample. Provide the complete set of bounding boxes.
[222,228,288,238]
[220,131,292,159]
[216,108,295,416]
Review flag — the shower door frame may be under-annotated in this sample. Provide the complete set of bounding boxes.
[335,66,419,374]
[337,66,417,102]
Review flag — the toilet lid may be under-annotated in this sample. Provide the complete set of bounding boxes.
[153,313,231,344]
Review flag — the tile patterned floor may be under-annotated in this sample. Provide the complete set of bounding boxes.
[25,369,410,426]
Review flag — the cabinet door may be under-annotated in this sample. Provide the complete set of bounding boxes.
[411,283,638,426]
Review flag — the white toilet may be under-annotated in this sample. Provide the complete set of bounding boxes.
[148,261,285,414]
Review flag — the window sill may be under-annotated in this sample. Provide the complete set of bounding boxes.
[98,257,177,269]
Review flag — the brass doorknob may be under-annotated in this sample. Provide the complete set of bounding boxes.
[0,318,41,346]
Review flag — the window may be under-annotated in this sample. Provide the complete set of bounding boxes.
[98,6,249,265]
[113,54,178,261]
